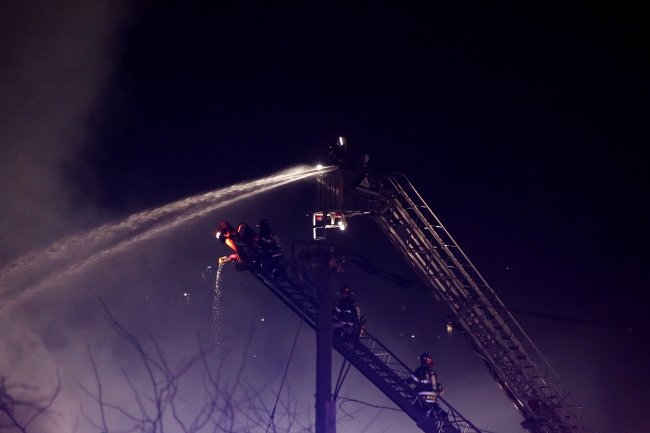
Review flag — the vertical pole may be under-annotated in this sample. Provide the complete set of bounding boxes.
[314,251,336,433]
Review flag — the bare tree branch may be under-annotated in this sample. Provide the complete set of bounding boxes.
[78,299,387,433]
[0,371,61,432]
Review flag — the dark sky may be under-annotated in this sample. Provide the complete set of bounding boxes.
[1,1,649,433]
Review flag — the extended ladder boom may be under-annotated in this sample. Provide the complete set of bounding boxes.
[245,261,484,433]
[365,173,601,433]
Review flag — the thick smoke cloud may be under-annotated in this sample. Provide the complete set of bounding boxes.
[0,1,131,266]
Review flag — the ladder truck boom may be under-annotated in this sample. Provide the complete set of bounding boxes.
[218,241,483,433]
[313,166,602,433]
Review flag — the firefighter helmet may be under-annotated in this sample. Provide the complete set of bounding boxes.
[259,218,271,229]
[420,353,433,367]
[339,285,352,296]
[216,221,235,244]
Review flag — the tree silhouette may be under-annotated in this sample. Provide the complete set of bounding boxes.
[1,299,381,433]
[79,300,316,433]
[0,373,60,433]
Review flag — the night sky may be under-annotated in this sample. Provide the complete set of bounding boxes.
[1,2,649,433]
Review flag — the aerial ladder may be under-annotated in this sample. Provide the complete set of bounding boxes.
[218,241,483,433]
[216,139,602,433]
[312,161,602,433]
[216,224,484,433]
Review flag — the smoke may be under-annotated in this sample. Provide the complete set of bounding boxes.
[0,0,132,266]
[0,183,325,433]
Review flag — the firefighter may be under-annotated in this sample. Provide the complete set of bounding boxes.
[411,353,447,420]
[332,285,363,340]
[216,221,239,253]
[256,218,286,279]
[329,136,369,170]
[216,221,259,269]
[257,218,282,260]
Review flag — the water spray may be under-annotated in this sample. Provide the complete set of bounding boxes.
[0,164,336,307]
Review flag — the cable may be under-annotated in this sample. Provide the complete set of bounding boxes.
[265,306,307,433]
[333,359,353,402]
[338,396,402,419]
[338,246,642,330]
[504,306,638,329]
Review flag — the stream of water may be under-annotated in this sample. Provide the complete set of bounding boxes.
[0,164,334,308]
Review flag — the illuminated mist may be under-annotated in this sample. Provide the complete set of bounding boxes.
[0,165,333,308]
[0,170,334,433]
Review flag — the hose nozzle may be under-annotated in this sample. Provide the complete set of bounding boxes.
[218,254,240,265]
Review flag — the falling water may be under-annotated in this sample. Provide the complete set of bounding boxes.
[0,164,335,308]
[212,262,225,352]
[0,166,332,431]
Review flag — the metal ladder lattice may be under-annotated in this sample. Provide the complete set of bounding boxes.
[371,173,601,433]
[247,265,483,433]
